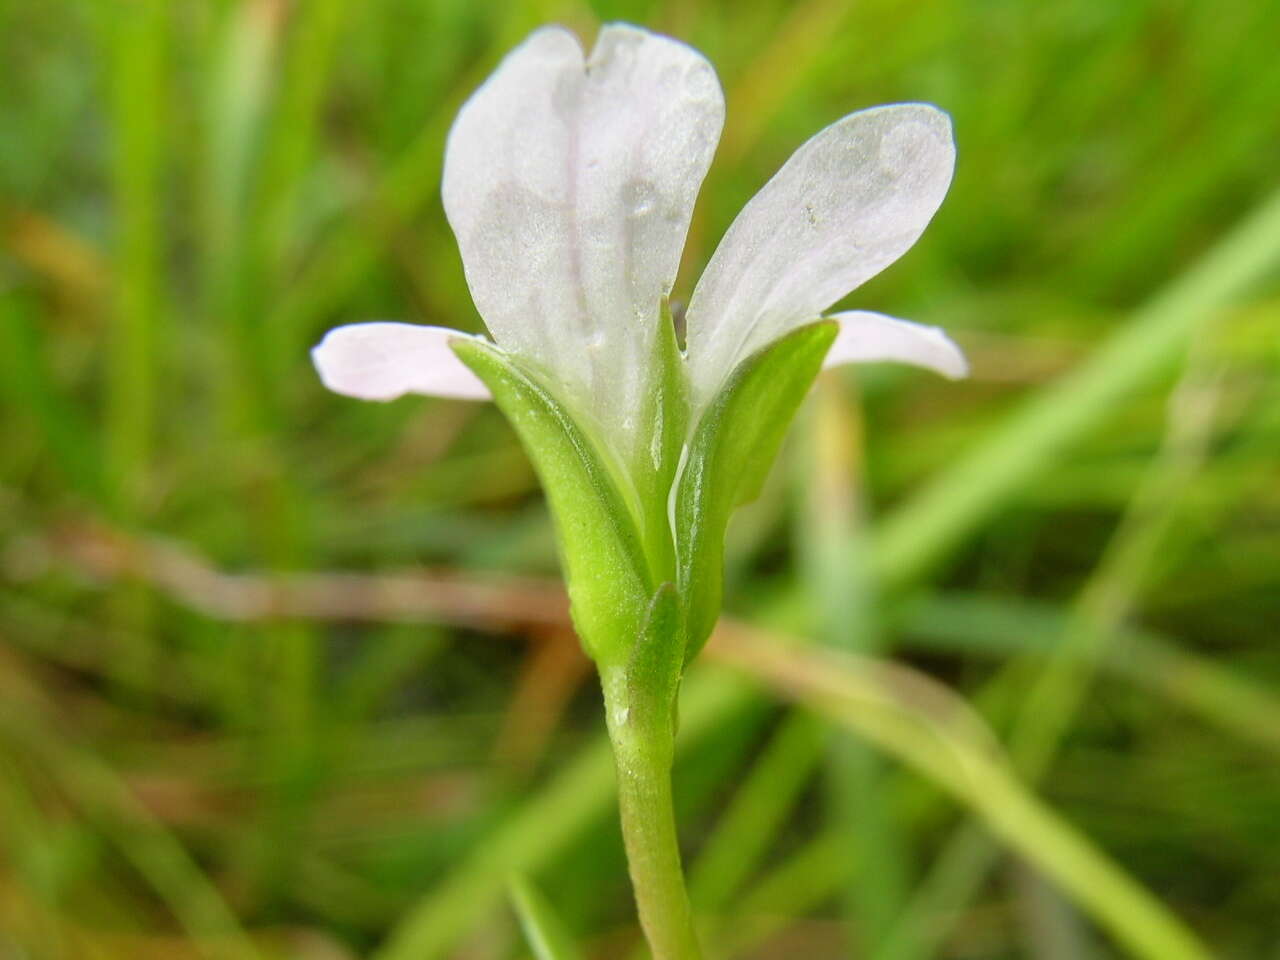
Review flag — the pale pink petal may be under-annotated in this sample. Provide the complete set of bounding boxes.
[687,104,955,401]
[311,323,491,402]
[825,310,967,379]
[442,24,724,454]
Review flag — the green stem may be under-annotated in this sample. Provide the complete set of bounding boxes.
[602,672,702,960]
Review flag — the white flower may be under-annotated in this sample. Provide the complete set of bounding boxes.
[312,23,966,462]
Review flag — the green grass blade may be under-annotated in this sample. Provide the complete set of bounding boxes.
[509,874,585,960]
[874,185,1280,590]
[714,636,1212,960]
[104,0,165,510]
[800,377,911,951]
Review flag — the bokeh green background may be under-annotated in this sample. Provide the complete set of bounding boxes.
[3,0,1280,957]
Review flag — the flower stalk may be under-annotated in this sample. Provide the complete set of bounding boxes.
[603,663,702,960]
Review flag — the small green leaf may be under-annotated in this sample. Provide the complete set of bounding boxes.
[508,874,583,960]
[675,321,837,658]
[452,339,651,665]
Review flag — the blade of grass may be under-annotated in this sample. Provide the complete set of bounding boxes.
[800,376,910,951]
[904,594,1280,759]
[878,318,1228,960]
[1011,861,1098,960]
[687,709,824,914]
[683,581,1280,960]
[509,874,584,960]
[712,632,1211,960]
[333,623,448,723]
[101,0,166,699]
[716,0,856,163]
[0,295,107,504]
[0,750,73,958]
[718,825,852,956]
[0,663,261,960]
[202,0,324,910]
[253,0,347,269]
[205,0,282,432]
[104,0,164,510]
[873,185,1280,590]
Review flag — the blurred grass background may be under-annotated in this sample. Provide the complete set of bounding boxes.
[3,0,1280,957]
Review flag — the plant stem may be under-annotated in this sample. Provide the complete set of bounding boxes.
[602,671,702,960]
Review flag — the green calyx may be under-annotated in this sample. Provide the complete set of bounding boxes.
[450,336,653,666]
[452,316,837,684]
[673,320,837,659]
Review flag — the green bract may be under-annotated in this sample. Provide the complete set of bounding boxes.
[451,338,651,665]
[674,321,839,661]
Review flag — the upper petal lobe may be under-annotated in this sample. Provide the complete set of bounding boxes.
[686,103,955,402]
[442,24,724,456]
[312,322,492,402]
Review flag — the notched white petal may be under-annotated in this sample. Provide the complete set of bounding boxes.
[311,323,492,402]
[687,103,956,401]
[824,311,968,379]
[441,23,724,456]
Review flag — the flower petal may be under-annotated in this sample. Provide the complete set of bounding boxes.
[686,103,955,402]
[311,323,492,402]
[442,24,724,454]
[824,311,968,379]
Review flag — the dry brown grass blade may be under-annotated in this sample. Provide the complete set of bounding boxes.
[702,629,1211,960]
[493,627,592,778]
[37,523,570,630]
[1,205,107,312]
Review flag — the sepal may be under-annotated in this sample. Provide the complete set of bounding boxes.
[624,582,684,734]
[452,338,651,665]
[674,320,838,659]
[631,299,691,583]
